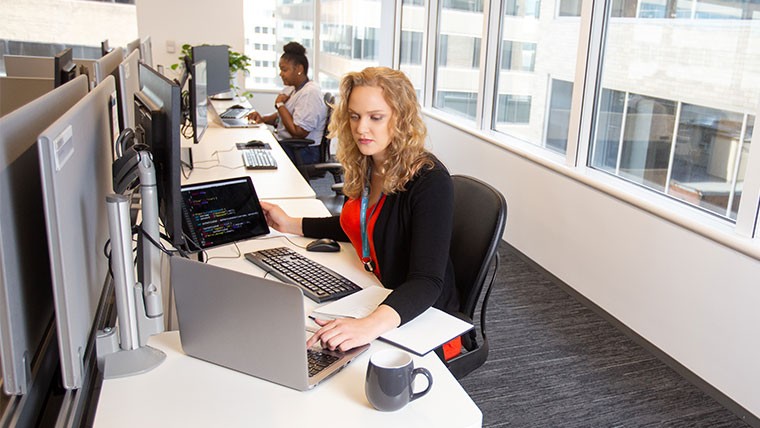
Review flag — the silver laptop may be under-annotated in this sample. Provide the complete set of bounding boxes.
[170,256,369,391]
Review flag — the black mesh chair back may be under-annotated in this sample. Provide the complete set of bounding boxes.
[445,175,507,379]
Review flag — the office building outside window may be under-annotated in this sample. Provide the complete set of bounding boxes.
[589,1,759,220]
[433,0,484,121]
[491,0,580,155]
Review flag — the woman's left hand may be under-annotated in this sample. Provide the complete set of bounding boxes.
[307,305,401,352]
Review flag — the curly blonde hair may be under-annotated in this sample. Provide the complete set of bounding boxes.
[329,67,433,199]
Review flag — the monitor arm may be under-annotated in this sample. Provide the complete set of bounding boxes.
[96,150,165,379]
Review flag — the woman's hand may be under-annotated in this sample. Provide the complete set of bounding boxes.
[275,93,290,105]
[247,111,263,124]
[307,305,401,352]
[260,201,303,235]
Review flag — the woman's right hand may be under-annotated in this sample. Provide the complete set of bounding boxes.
[247,111,263,124]
[260,201,303,236]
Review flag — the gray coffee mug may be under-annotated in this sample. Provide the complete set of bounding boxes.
[365,349,433,411]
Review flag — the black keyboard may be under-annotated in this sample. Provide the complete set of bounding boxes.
[307,349,339,377]
[242,149,277,170]
[244,247,362,303]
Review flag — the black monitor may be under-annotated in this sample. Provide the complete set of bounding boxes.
[191,45,229,96]
[189,60,208,144]
[53,48,77,88]
[101,39,112,56]
[135,62,184,248]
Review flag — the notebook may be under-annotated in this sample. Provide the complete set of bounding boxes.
[170,256,369,391]
[180,176,270,250]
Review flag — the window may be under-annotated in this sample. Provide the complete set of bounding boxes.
[505,0,541,17]
[501,41,537,72]
[589,7,758,220]
[433,2,484,121]
[244,0,279,88]
[497,94,532,124]
[492,0,580,153]
[558,0,581,16]
[399,0,426,96]
[546,79,573,152]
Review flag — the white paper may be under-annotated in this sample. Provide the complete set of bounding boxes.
[310,286,474,355]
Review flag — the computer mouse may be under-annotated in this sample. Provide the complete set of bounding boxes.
[245,139,265,147]
[306,238,341,253]
[230,104,245,109]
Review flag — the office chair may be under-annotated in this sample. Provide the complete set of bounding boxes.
[279,92,345,214]
[445,175,507,380]
[279,92,337,180]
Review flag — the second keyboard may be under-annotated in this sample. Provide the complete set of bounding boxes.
[244,247,362,303]
[242,149,277,170]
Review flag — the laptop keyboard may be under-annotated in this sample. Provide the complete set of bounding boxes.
[220,106,249,119]
[242,149,277,170]
[307,349,340,377]
[244,247,362,303]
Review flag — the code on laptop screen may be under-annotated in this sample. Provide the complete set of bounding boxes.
[181,176,269,250]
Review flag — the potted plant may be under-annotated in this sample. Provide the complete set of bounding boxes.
[170,44,252,99]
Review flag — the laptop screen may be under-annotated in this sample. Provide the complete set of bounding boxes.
[181,176,269,250]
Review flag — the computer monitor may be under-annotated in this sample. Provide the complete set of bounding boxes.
[189,60,208,144]
[53,48,77,88]
[0,75,89,395]
[4,55,53,78]
[126,38,141,58]
[94,46,124,86]
[140,36,153,67]
[191,45,229,96]
[36,75,116,389]
[135,62,184,248]
[101,39,112,57]
[117,49,140,132]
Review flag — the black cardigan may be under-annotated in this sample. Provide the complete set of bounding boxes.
[302,157,459,325]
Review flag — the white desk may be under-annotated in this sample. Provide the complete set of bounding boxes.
[93,199,482,428]
[181,125,315,200]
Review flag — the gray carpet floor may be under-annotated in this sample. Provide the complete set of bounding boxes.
[309,175,749,427]
[458,242,749,428]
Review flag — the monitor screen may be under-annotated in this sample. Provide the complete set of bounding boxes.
[140,36,153,67]
[180,176,269,250]
[36,76,116,389]
[191,45,229,96]
[94,46,124,86]
[189,60,208,144]
[117,49,140,132]
[135,62,184,248]
[0,75,89,395]
[101,39,112,57]
[53,48,76,88]
[126,38,141,58]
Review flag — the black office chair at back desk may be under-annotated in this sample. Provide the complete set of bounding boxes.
[279,92,345,214]
[445,175,507,379]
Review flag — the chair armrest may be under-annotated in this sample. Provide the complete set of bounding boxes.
[312,162,343,172]
[279,138,314,149]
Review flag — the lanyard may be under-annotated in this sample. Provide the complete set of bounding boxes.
[360,168,379,273]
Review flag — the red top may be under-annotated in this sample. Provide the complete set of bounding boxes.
[340,195,386,280]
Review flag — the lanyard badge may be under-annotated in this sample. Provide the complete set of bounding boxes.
[360,167,378,273]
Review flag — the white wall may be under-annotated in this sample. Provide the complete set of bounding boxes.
[135,0,245,85]
[426,114,760,419]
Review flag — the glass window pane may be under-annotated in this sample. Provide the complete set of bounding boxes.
[319,0,382,87]
[399,0,426,96]
[434,3,484,121]
[492,0,581,154]
[589,4,760,221]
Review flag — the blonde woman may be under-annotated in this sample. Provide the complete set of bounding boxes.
[261,67,460,359]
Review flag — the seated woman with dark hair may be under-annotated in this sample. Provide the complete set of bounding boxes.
[260,67,461,360]
[247,41,327,165]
